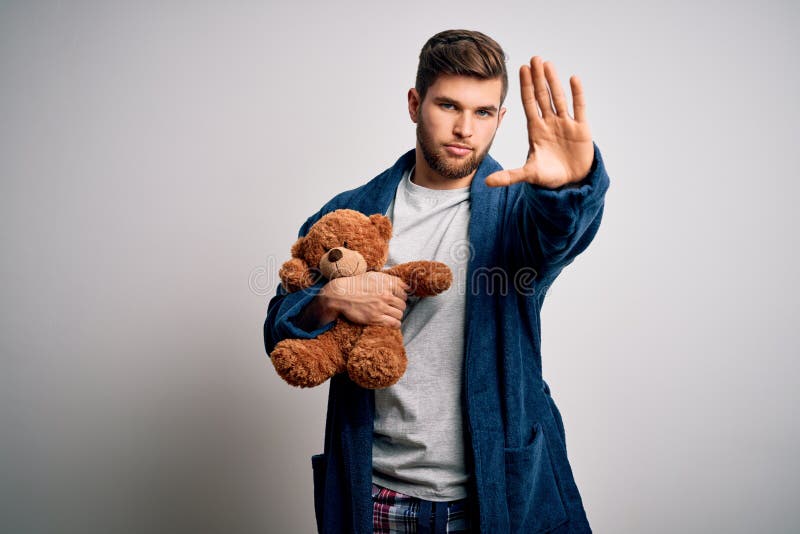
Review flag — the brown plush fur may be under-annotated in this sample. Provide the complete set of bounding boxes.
[270,209,453,389]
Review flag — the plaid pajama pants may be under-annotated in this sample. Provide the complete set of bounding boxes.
[371,483,472,533]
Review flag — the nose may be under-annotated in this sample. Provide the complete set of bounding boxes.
[453,112,473,138]
[327,248,343,262]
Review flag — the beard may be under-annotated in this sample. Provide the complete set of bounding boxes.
[416,114,494,180]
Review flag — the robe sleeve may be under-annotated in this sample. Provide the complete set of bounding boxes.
[262,212,337,355]
[508,142,610,284]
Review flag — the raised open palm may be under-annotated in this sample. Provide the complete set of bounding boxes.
[485,56,594,189]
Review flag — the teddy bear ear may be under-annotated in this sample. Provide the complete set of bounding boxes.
[369,214,393,241]
[290,236,306,258]
[279,257,316,292]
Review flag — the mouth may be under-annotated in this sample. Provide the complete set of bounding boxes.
[331,257,364,278]
[444,144,473,157]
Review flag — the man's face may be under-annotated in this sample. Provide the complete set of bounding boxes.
[411,75,506,181]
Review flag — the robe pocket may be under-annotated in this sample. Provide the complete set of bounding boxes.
[503,423,568,533]
[311,453,327,532]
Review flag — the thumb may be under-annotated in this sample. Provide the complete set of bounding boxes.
[484,167,532,187]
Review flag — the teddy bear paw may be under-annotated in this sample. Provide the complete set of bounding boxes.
[271,340,346,388]
[347,345,408,389]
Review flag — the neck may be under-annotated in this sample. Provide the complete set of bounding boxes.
[412,144,476,190]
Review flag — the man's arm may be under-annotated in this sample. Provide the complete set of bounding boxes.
[263,281,333,354]
[264,272,410,354]
[511,144,609,280]
[292,272,409,331]
[485,56,610,281]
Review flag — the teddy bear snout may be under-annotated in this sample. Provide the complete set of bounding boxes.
[328,248,344,262]
[319,247,368,280]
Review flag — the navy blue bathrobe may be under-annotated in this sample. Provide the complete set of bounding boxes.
[264,145,610,533]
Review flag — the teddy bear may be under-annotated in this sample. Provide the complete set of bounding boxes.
[270,208,453,389]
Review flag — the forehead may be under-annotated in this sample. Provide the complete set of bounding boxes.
[425,74,504,107]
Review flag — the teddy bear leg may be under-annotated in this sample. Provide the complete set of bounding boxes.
[346,325,407,389]
[270,329,347,388]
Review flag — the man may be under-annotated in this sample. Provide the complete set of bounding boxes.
[264,29,610,533]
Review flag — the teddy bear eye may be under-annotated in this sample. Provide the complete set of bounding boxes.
[342,241,348,248]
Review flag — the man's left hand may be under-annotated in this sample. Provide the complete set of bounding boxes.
[485,56,594,189]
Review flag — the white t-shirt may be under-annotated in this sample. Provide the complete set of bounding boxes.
[372,166,472,501]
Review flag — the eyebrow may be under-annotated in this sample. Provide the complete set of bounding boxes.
[433,97,498,113]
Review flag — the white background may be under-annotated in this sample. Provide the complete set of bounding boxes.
[2,1,798,532]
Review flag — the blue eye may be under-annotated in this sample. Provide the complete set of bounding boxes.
[441,103,455,110]
[477,110,491,117]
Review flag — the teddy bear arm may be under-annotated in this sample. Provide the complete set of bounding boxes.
[384,261,452,297]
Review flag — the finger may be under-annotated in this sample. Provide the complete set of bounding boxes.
[530,56,554,118]
[484,167,533,188]
[570,75,587,123]
[387,295,406,312]
[390,278,409,299]
[382,304,404,322]
[543,61,568,117]
[518,64,540,123]
[378,315,402,329]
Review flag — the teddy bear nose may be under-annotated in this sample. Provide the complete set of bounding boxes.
[327,249,343,262]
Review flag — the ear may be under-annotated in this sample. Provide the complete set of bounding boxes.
[369,214,392,241]
[498,106,507,128]
[290,236,305,258]
[408,88,420,123]
[279,257,316,292]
